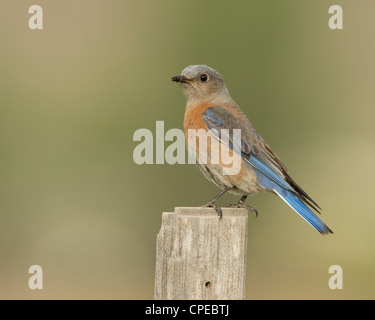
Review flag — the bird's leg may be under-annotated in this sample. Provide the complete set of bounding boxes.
[203,187,230,219]
[224,195,259,217]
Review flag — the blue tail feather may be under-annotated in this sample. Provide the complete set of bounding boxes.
[246,154,332,234]
[274,187,333,234]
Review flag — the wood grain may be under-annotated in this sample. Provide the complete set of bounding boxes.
[154,207,248,300]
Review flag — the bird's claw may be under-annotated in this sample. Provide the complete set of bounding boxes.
[224,203,258,218]
[202,201,223,220]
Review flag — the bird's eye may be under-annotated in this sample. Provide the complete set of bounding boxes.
[200,74,208,82]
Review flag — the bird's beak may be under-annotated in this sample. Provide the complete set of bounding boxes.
[171,75,192,84]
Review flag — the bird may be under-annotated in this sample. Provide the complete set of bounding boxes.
[171,65,333,235]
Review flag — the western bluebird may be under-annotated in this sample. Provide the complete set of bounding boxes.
[172,65,333,235]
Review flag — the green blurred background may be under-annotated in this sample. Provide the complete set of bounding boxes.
[0,0,374,299]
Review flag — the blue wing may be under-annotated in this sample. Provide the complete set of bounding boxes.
[202,106,333,234]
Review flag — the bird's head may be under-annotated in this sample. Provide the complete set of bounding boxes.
[172,65,231,105]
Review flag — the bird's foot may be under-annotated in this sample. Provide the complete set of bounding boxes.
[202,201,223,220]
[224,202,258,218]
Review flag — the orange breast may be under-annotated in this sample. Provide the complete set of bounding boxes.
[183,103,214,134]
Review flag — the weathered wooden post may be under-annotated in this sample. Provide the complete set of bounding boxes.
[154,207,248,300]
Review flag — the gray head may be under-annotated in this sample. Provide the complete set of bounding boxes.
[172,65,232,105]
